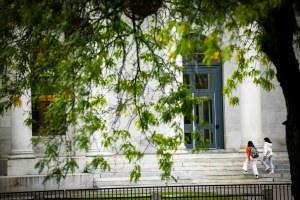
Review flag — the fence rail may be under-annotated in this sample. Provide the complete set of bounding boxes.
[0,183,294,200]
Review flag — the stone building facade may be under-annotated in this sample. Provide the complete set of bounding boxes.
[0,54,287,179]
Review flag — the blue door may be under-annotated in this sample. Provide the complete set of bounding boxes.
[184,64,224,149]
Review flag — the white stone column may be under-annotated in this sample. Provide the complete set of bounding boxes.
[175,55,188,153]
[9,92,35,159]
[240,63,263,150]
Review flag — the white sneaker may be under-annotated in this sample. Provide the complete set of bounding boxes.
[269,170,274,174]
[254,175,259,179]
[243,171,248,174]
[265,167,270,171]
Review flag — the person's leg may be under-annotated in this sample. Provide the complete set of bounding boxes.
[242,158,248,173]
[261,157,270,170]
[252,158,259,178]
[269,156,274,173]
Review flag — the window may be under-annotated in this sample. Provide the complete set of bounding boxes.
[32,95,53,136]
[195,74,211,89]
[31,67,66,136]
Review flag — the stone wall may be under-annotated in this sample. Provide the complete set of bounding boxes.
[0,174,93,192]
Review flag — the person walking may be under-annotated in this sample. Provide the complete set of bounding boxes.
[242,141,259,179]
[262,137,274,174]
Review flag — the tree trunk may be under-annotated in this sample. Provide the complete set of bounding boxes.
[260,0,300,199]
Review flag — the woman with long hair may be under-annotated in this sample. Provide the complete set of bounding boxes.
[262,137,274,174]
[242,141,259,179]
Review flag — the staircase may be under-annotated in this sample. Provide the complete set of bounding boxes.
[93,151,291,188]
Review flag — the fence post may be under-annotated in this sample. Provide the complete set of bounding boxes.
[33,192,45,200]
[263,189,273,200]
[151,191,162,200]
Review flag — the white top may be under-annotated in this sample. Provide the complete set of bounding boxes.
[263,142,273,157]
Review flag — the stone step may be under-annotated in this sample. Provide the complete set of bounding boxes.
[174,152,289,159]
[101,156,290,166]
[100,160,290,173]
[96,166,289,177]
[98,168,291,179]
[93,175,283,188]
[99,154,290,168]
[104,151,288,159]
[99,167,290,177]
[103,163,289,174]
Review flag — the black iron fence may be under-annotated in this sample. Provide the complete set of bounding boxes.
[0,183,294,200]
